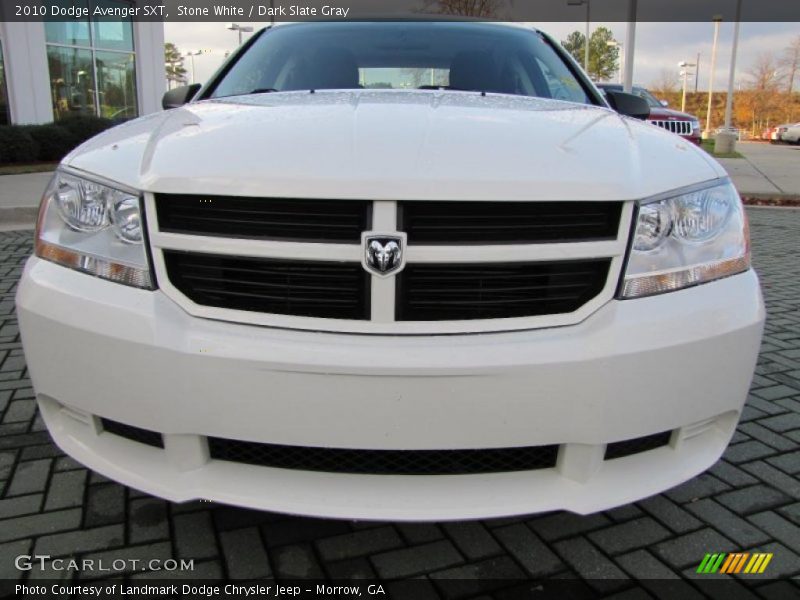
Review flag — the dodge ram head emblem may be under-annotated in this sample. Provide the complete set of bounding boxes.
[362,233,406,276]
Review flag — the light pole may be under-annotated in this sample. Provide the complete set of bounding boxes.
[717,0,743,153]
[584,1,590,75]
[623,0,637,93]
[695,52,701,93]
[704,15,722,138]
[567,0,591,73]
[227,23,254,46]
[679,61,696,113]
[185,50,210,85]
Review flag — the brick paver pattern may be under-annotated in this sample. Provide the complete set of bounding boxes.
[0,208,799,595]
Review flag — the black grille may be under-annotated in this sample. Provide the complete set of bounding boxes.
[163,251,369,320]
[155,195,371,243]
[398,201,622,244]
[396,260,610,321]
[208,439,559,475]
[100,418,163,448]
[605,431,672,460]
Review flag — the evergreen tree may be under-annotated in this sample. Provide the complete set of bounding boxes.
[164,43,187,89]
[562,27,620,82]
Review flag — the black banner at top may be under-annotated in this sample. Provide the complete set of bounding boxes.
[1,0,800,23]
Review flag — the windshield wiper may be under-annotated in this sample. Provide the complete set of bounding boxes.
[249,88,279,94]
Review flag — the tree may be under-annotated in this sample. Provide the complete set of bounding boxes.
[781,36,800,121]
[562,31,586,65]
[743,52,786,135]
[748,52,784,92]
[164,43,187,89]
[424,0,503,17]
[650,68,680,96]
[781,35,800,94]
[561,27,619,81]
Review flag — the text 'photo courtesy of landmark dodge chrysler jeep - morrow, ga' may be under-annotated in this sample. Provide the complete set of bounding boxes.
[16,21,765,520]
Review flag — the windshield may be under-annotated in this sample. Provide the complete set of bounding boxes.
[209,22,593,105]
[599,85,662,109]
[633,88,663,108]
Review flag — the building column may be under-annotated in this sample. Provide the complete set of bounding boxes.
[0,21,54,124]
[133,20,166,115]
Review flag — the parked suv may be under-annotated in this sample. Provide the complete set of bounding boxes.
[17,21,764,520]
[598,83,702,145]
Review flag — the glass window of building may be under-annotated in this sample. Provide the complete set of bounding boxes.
[93,1,135,52]
[0,39,9,125]
[48,46,96,120]
[45,0,137,121]
[95,51,137,119]
[45,1,91,47]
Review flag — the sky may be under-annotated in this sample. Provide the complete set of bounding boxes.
[164,20,799,92]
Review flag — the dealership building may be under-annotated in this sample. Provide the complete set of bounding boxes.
[0,1,165,125]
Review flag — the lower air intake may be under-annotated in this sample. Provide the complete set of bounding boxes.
[604,431,672,460]
[100,418,164,449]
[208,438,559,475]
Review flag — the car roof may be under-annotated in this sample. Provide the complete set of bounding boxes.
[271,19,536,30]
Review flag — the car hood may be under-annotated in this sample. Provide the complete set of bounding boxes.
[64,90,723,201]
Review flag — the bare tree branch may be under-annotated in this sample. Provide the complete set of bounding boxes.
[650,68,680,95]
[422,0,504,18]
[780,35,800,94]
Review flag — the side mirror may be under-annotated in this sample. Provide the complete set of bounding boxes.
[659,99,669,107]
[162,84,202,110]
[604,90,650,121]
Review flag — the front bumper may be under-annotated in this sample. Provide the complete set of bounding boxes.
[17,257,765,520]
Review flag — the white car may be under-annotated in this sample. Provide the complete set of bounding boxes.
[780,123,800,144]
[17,21,764,520]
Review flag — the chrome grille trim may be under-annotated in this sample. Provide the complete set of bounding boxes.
[649,120,693,136]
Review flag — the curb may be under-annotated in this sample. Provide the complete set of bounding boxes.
[0,206,38,221]
[0,207,38,230]
[741,195,800,208]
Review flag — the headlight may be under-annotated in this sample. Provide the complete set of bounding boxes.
[35,170,154,289]
[620,180,749,299]
[690,119,701,130]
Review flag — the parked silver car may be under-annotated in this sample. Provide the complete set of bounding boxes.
[780,123,800,144]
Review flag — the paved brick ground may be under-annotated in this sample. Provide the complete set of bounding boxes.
[1,208,799,595]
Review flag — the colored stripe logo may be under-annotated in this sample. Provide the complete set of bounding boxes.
[697,552,773,574]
